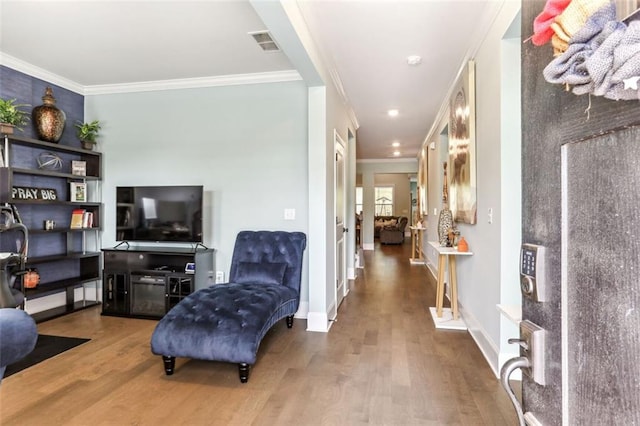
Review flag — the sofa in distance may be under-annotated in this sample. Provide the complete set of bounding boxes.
[151,230,306,383]
[376,216,408,244]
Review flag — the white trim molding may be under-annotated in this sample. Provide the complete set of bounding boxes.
[294,301,309,319]
[1,52,85,94]
[462,302,501,378]
[347,267,356,280]
[84,70,303,95]
[0,52,302,96]
[306,311,330,332]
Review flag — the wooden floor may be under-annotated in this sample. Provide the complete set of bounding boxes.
[0,242,517,425]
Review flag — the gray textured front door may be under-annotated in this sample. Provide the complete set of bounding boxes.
[521,1,640,424]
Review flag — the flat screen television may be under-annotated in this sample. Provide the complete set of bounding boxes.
[116,185,203,243]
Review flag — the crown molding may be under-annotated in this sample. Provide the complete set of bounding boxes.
[1,52,85,95]
[84,70,303,95]
[0,51,303,96]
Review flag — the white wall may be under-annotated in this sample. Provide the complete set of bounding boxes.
[421,1,521,376]
[258,1,359,331]
[498,12,522,370]
[85,81,310,305]
[321,72,358,323]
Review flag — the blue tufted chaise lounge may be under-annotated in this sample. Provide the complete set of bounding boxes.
[151,231,306,383]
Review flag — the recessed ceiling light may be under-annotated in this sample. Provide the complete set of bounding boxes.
[393,151,401,156]
[388,109,399,117]
[392,142,400,147]
[407,55,422,66]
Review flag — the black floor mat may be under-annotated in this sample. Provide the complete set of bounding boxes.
[3,334,90,378]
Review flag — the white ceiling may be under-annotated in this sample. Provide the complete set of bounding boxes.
[0,0,498,160]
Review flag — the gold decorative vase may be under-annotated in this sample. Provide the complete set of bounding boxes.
[32,87,66,142]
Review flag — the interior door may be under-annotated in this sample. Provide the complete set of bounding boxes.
[335,132,347,310]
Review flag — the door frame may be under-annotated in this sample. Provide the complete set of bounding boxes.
[334,130,348,316]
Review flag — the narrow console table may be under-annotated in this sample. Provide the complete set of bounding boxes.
[409,226,426,264]
[428,241,473,330]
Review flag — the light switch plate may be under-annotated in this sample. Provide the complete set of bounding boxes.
[284,208,295,220]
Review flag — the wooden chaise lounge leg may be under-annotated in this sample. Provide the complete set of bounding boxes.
[286,315,294,328]
[238,363,250,383]
[163,356,175,375]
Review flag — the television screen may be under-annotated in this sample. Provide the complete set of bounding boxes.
[116,186,203,243]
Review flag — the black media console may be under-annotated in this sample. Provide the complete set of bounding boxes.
[101,245,215,319]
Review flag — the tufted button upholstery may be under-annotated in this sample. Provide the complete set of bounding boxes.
[150,231,306,372]
[229,231,306,292]
[151,282,298,364]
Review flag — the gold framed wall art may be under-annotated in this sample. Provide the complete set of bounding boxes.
[448,59,477,224]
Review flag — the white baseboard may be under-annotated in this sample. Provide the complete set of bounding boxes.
[461,303,501,378]
[327,299,337,322]
[356,248,364,268]
[294,301,309,319]
[425,262,511,380]
[363,243,374,251]
[425,260,437,278]
[306,311,330,332]
[347,267,356,280]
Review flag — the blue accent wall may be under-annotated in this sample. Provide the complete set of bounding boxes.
[0,65,84,147]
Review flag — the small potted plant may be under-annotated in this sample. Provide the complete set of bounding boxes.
[0,97,30,134]
[74,120,101,150]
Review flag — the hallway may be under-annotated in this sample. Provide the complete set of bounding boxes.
[334,242,517,424]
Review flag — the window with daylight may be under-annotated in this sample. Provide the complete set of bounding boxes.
[355,187,363,215]
[375,186,394,216]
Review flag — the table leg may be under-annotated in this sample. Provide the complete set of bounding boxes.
[449,256,458,320]
[436,254,446,317]
[412,230,417,258]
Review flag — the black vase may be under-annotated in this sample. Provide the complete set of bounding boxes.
[32,87,66,143]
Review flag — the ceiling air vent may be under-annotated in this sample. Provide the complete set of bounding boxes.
[249,30,280,52]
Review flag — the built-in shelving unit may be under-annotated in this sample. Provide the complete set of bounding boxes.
[0,133,102,322]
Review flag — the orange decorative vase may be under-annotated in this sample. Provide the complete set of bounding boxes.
[24,270,40,288]
[457,237,469,252]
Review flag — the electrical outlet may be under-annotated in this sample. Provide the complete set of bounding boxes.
[284,208,296,220]
[215,271,224,284]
